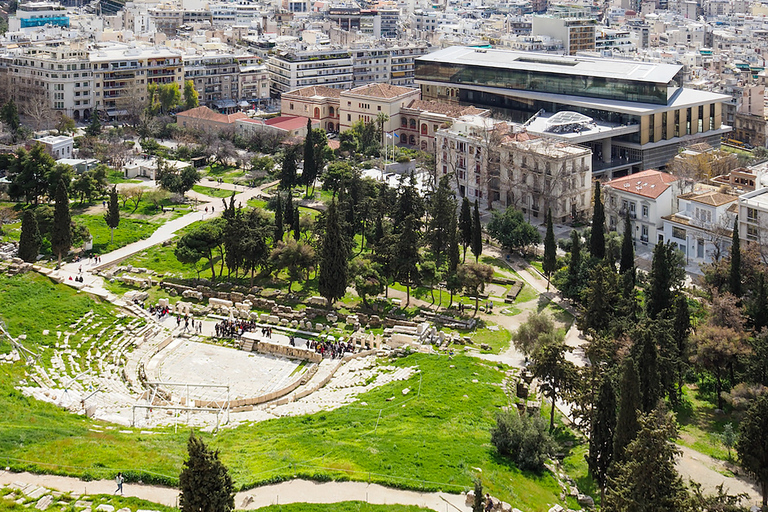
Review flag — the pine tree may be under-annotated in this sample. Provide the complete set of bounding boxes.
[85,112,101,137]
[18,209,42,263]
[605,408,690,512]
[730,215,741,297]
[588,376,617,503]
[51,179,72,266]
[620,209,634,274]
[274,192,283,242]
[459,197,472,262]
[613,357,641,462]
[103,185,120,244]
[303,118,316,196]
[178,431,235,512]
[318,200,349,307]
[471,199,482,262]
[543,209,556,291]
[590,182,606,260]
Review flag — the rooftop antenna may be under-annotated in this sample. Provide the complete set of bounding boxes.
[0,320,41,366]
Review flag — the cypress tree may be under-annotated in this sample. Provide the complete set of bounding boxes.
[566,229,582,297]
[471,199,482,262]
[18,209,42,263]
[303,119,316,196]
[274,193,283,241]
[750,272,768,332]
[448,211,460,275]
[284,191,294,230]
[614,356,641,461]
[459,197,472,262]
[620,208,634,274]
[646,242,674,319]
[318,200,349,307]
[590,182,605,260]
[104,185,120,244]
[293,205,300,240]
[730,215,741,297]
[51,179,72,266]
[178,431,235,512]
[637,328,662,413]
[588,376,616,503]
[543,208,556,291]
[672,294,691,400]
[279,145,297,191]
[373,214,384,246]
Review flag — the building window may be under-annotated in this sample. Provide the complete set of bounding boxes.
[672,226,686,240]
[747,207,758,222]
[642,205,649,218]
[347,114,351,121]
[747,225,758,240]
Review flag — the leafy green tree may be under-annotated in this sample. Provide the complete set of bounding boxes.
[737,394,768,508]
[241,208,272,286]
[457,262,493,313]
[672,294,692,400]
[471,199,483,262]
[318,200,349,307]
[183,80,199,111]
[157,83,181,113]
[721,422,736,460]
[1,99,21,136]
[613,357,641,461]
[157,159,201,195]
[588,375,616,502]
[749,272,768,332]
[104,186,120,244]
[395,214,422,306]
[51,179,72,266]
[176,221,223,279]
[604,407,690,512]
[512,310,555,357]
[179,431,235,512]
[730,215,741,297]
[490,410,555,472]
[269,239,316,292]
[420,260,440,305]
[221,195,243,278]
[85,113,101,137]
[302,118,317,196]
[322,161,355,198]
[8,144,56,204]
[47,162,76,202]
[590,182,605,260]
[427,176,455,267]
[543,208,556,291]
[459,197,473,262]
[530,334,578,431]
[18,209,42,263]
[578,262,620,335]
[487,205,541,253]
[690,323,749,410]
[56,115,76,135]
[351,257,384,308]
[620,209,634,274]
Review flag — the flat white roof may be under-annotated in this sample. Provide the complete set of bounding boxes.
[417,46,683,84]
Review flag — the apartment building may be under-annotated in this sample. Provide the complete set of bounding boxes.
[436,116,593,214]
[183,52,240,107]
[90,44,183,119]
[532,14,596,55]
[8,1,69,31]
[4,42,93,120]
[267,48,354,97]
[237,56,270,105]
[739,187,768,250]
[351,43,430,87]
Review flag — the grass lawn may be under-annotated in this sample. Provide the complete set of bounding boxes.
[74,214,159,254]
[0,274,570,511]
[106,169,142,184]
[192,185,237,198]
[247,198,269,209]
[471,325,511,353]
[676,384,734,461]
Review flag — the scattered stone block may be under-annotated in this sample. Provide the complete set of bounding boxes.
[34,496,53,510]
[95,505,114,512]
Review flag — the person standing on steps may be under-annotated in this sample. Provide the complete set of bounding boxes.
[115,472,124,495]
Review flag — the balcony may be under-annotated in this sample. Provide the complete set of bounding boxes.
[618,208,637,219]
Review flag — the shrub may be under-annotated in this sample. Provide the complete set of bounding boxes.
[490,410,555,472]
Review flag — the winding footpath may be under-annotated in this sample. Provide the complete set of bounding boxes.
[0,471,470,512]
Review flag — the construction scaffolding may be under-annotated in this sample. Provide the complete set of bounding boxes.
[133,381,231,430]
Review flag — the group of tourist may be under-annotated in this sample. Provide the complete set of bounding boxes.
[308,338,353,359]
[214,319,257,338]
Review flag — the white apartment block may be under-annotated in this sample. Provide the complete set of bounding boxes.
[237,56,270,105]
[739,187,768,251]
[90,44,184,118]
[4,42,93,120]
[351,43,430,87]
[183,52,240,107]
[267,48,354,96]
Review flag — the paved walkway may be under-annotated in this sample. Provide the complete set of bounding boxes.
[49,180,277,293]
[0,471,470,512]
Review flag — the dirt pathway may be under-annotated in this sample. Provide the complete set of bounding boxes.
[675,445,762,506]
[0,471,470,512]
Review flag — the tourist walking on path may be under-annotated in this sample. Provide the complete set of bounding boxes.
[114,473,124,495]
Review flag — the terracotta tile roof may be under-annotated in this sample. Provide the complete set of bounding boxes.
[604,169,678,200]
[176,106,247,124]
[403,99,486,118]
[346,83,419,99]
[502,131,539,143]
[678,190,737,207]
[285,85,343,98]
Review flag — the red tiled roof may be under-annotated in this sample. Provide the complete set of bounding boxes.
[176,106,247,124]
[264,115,311,130]
[285,85,343,98]
[346,83,419,99]
[604,169,678,199]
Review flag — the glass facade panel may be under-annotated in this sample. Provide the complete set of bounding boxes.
[416,62,669,104]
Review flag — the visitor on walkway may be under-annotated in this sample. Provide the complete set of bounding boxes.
[114,473,124,495]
